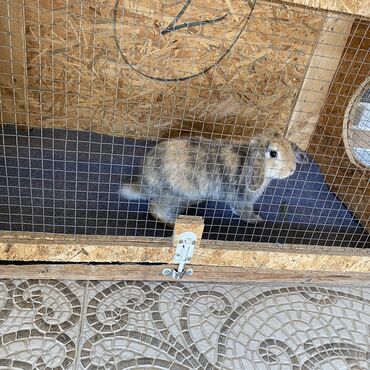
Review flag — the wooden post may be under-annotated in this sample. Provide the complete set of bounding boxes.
[172,216,205,249]
[286,14,353,150]
[0,0,28,127]
[277,0,369,18]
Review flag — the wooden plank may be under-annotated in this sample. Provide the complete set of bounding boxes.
[172,215,204,248]
[350,129,370,150]
[286,13,353,150]
[15,0,324,139]
[0,232,369,273]
[0,263,369,285]
[278,0,370,17]
[0,0,28,126]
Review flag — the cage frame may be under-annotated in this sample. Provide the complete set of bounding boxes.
[0,0,369,282]
[1,225,370,284]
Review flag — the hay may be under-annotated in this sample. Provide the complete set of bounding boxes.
[22,0,324,140]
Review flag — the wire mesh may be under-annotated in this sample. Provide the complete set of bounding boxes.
[0,0,369,247]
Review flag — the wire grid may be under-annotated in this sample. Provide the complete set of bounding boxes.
[347,82,370,166]
[0,0,369,247]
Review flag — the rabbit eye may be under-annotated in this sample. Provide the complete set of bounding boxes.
[269,150,278,158]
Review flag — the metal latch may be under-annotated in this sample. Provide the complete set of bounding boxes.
[162,231,196,280]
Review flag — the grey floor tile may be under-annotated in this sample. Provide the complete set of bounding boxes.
[1,280,370,370]
[0,279,85,369]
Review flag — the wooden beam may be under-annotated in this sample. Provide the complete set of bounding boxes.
[0,263,369,285]
[278,0,370,18]
[0,0,28,127]
[286,13,353,150]
[0,232,369,273]
[172,215,204,248]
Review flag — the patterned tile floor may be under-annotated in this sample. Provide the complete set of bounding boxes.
[0,280,369,369]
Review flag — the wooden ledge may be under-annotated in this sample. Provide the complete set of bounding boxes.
[277,0,370,18]
[0,231,369,274]
[0,264,369,285]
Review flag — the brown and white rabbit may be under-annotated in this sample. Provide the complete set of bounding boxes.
[121,132,303,226]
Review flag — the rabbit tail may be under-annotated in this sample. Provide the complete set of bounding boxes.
[120,183,148,201]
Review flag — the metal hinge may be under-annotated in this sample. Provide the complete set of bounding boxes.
[162,231,196,280]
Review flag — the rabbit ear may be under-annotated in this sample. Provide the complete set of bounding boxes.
[290,142,311,164]
[247,148,265,192]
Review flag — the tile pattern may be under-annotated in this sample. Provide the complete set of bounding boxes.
[0,280,369,369]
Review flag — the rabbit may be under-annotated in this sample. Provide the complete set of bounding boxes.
[120,132,304,226]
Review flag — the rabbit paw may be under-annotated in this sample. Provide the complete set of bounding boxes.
[247,212,263,224]
[149,202,177,227]
[232,207,263,224]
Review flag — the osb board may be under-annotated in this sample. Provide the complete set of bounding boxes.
[282,0,370,17]
[308,19,370,231]
[1,232,370,273]
[16,0,324,139]
[0,0,29,127]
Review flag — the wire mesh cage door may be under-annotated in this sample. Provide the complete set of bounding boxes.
[0,0,369,270]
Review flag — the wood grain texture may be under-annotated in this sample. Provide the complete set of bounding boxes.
[308,20,370,232]
[173,215,204,248]
[280,0,370,17]
[2,0,324,140]
[286,14,353,150]
[0,232,369,273]
[0,0,28,127]
[0,263,369,284]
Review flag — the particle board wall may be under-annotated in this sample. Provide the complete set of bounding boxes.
[0,0,28,127]
[308,19,370,232]
[1,0,325,140]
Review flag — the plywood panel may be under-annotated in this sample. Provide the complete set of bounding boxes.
[14,0,324,139]
[1,232,369,273]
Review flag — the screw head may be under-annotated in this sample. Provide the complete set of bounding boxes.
[186,269,193,276]
[179,239,183,244]
[162,268,171,276]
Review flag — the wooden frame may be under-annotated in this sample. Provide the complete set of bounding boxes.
[1,231,369,271]
[0,2,369,283]
[280,0,369,18]
[1,228,369,283]
[286,13,353,150]
[0,0,28,127]
[1,264,370,285]
[282,0,370,17]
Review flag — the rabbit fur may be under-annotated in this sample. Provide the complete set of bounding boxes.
[121,132,300,226]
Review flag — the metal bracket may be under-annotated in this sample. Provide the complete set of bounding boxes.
[162,231,196,280]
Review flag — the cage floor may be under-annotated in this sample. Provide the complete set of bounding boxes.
[0,279,370,369]
[0,124,369,247]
